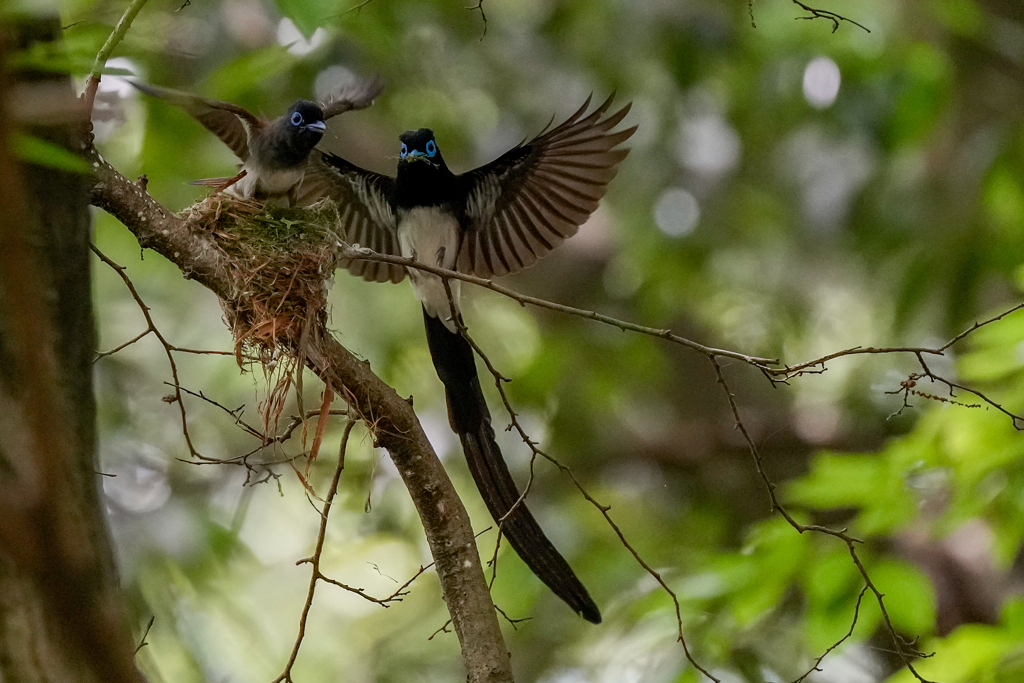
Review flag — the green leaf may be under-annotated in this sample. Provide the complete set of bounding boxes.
[785,452,881,509]
[12,133,90,173]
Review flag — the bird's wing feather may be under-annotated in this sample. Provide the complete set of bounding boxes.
[297,151,404,284]
[320,76,385,120]
[456,94,635,277]
[132,81,264,162]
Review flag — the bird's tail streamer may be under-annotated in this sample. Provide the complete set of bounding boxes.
[422,308,601,623]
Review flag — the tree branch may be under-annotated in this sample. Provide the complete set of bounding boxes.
[342,246,778,367]
[86,139,514,683]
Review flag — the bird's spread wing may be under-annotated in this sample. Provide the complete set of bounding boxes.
[456,94,636,277]
[320,76,385,120]
[132,82,264,162]
[298,151,404,283]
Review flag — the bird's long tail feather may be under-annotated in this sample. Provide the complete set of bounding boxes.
[422,308,601,623]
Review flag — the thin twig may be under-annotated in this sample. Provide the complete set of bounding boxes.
[168,382,353,466]
[438,280,720,682]
[791,0,869,33]
[91,244,210,462]
[467,0,487,39]
[343,246,777,366]
[272,421,355,683]
[338,0,376,16]
[83,0,151,114]
[792,585,867,683]
[940,303,1024,351]
[346,247,1024,424]
[133,616,154,656]
[709,357,935,682]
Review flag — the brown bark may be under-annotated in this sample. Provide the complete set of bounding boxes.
[0,19,146,683]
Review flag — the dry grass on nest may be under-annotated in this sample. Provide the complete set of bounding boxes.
[182,195,342,367]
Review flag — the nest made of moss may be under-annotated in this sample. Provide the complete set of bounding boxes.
[182,195,343,365]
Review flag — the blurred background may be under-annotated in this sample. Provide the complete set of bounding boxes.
[43,0,1024,680]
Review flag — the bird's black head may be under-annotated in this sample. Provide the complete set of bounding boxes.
[259,100,327,168]
[394,128,455,207]
[398,128,446,168]
[285,99,327,149]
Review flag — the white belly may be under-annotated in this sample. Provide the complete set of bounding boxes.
[398,207,461,331]
[228,161,305,206]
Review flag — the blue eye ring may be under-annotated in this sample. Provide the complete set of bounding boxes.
[291,112,303,126]
[400,142,408,158]
[426,140,437,157]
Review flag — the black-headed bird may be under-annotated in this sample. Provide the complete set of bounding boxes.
[132,77,383,205]
[302,95,635,623]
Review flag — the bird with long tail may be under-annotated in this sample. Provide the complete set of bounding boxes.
[300,94,635,622]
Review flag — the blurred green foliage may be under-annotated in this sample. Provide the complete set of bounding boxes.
[36,0,1024,680]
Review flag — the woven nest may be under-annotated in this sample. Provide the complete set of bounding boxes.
[182,195,342,368]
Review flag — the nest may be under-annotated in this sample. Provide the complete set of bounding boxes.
[183,195,342,368]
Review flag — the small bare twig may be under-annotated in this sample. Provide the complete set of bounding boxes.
[791,0,869,33]
[168,382,353,469]
[343,246,777,367]
[438,280,720,681]
[710,358,935,682]
[339,0,377,16]
[792,585,867,683]
[940,303,1024,351]
[428,619,454,640]
[273,421,440,682]
[885,349,1024,429]
[133,616,154,656]
[83,0,151,114]
[347,247,1024,432]
[91,244,210,462]
[273,421,354,683]
[467,0,487,39]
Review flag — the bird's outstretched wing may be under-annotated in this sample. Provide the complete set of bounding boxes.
[299,151,404,284]
[131,81,263,161]
[456,94,635,277]
[320,76,385,120]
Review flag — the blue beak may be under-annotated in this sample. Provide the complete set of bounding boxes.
[306,120,326,134]
[407,149,426,157]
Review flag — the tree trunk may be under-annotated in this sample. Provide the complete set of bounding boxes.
[0,19,146,683]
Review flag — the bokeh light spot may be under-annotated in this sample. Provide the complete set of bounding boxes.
[277,18,327,56]
[654,188,701,237]
[802,56,841,109]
